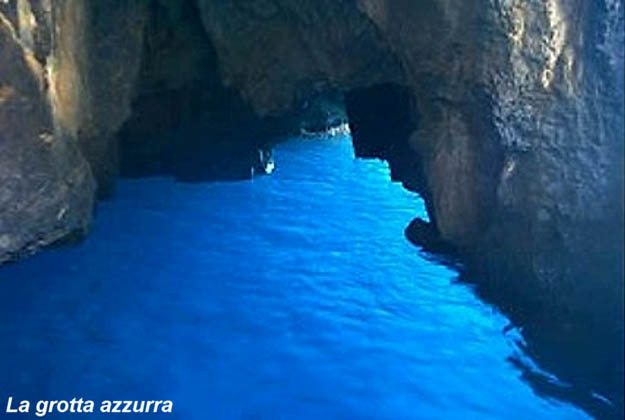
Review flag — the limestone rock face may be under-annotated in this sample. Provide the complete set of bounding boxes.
[194,0,403,114]
[50,0,148,196]
[0,6,94,264]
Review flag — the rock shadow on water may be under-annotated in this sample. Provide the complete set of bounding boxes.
[405,217,624,420]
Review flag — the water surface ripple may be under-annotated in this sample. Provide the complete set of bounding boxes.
[0,136,588,419]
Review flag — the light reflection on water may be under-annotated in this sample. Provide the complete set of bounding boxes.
[0,135,589,419]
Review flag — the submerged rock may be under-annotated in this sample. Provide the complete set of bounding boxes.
[405,218,458,258]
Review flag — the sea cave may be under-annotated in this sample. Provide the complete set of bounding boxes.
[0,0,623,418]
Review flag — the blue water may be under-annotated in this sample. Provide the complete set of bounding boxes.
[0,135,588,419]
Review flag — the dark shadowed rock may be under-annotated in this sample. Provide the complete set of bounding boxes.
[49,0,149,197]
[194,0,404,115]
[405,218,459,258]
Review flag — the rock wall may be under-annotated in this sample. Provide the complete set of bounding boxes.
[50,0,148,196]
[194,0,403,115]
[0,1,94,264]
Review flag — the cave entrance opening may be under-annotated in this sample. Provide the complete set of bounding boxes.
[106,1,430,227]
[108,2,428,208]
[116,79,428,214]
